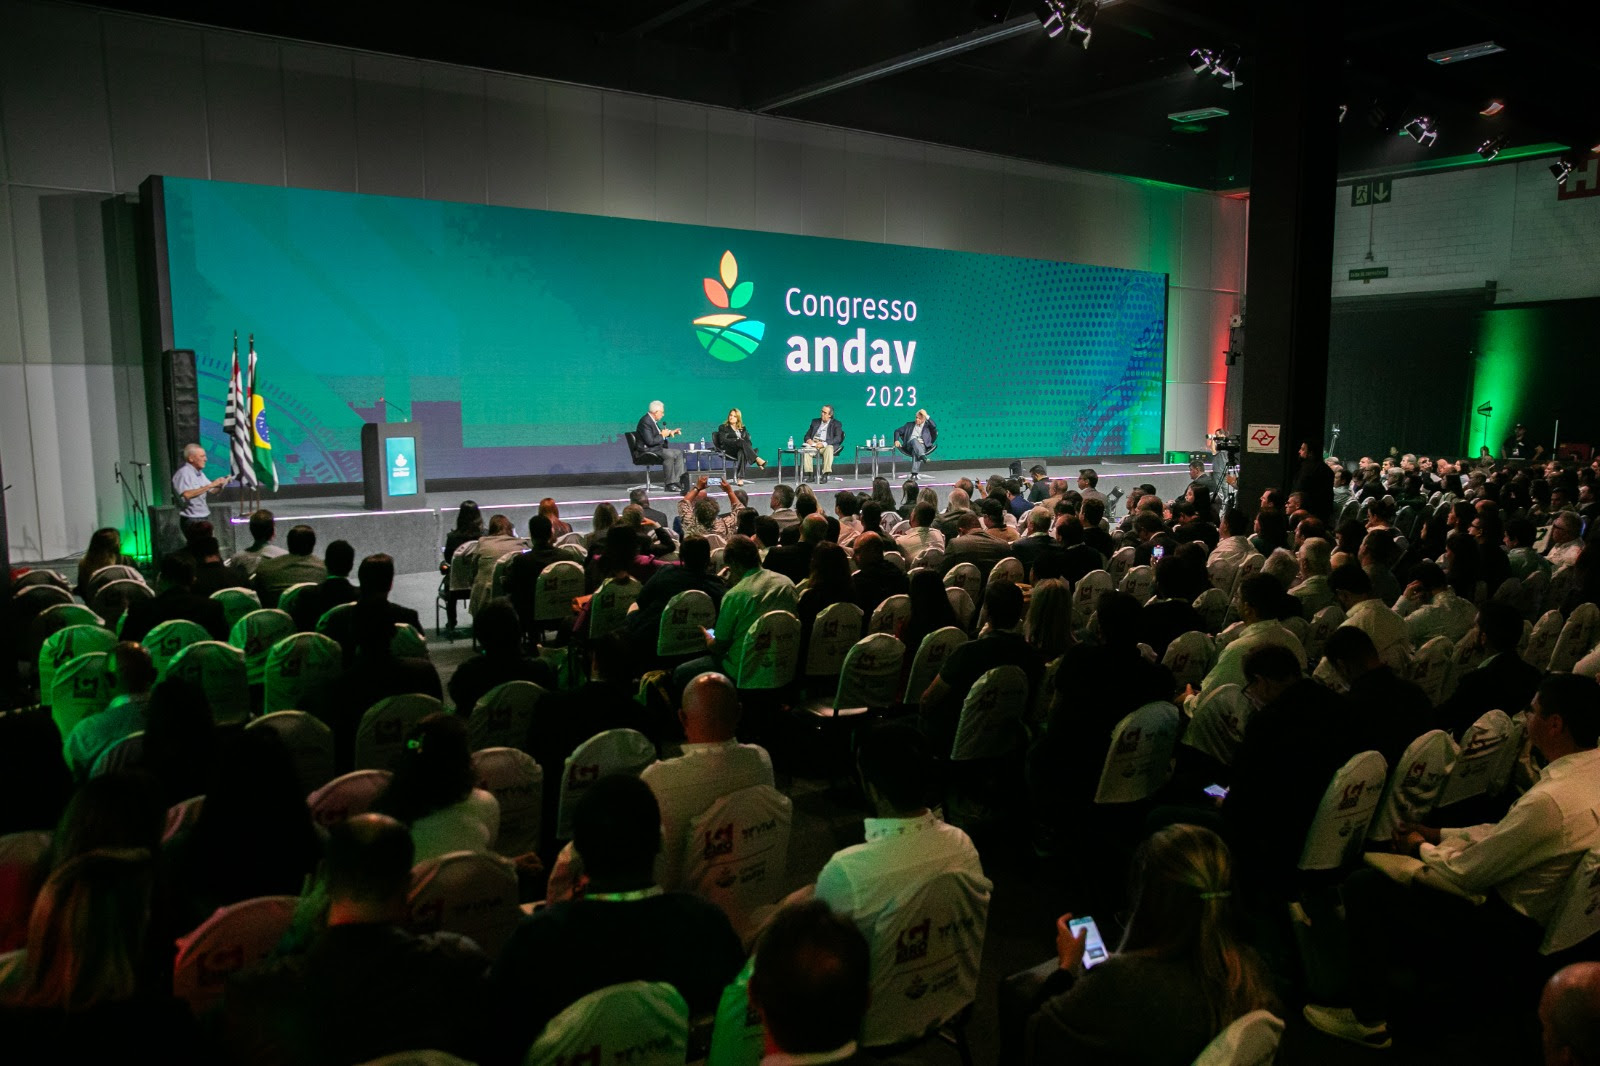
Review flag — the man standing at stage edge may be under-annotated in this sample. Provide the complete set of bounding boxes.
[637,400,686,493]
[172,443,229,535]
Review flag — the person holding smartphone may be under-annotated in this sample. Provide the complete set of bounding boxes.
[1001,825,1276,1064]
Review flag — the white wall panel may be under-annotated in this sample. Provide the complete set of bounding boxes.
[23,362,71,557]
[751,119,804,236]
[653,101,707,226]
[0,364,42,557]
[204,31,285,185]
[281,44,356,192]
[545,84,603,216]
[879,140,926,248]
[705,110,756,231]
[353,55,424,199]
[602,94,655,221]
[0,1,114,190]
[0,192,20,363]
[9,187,112,365]
[484,75,547,210]
[103,16,210,191]
[1164,382,1211,455]
[841,133,888,243]
[799,128,846,240]
[422,66,485,204]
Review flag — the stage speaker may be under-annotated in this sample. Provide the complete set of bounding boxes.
[1009,458,1049,478]
[150,504,236,559]
[162,349,199,468]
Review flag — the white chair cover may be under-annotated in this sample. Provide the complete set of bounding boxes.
[1304,604,1345,666]
[307,769,393,828]
[904,626,969,705]
[533,560,586,622]
[946,586,976,629]
[990,557,1024,585]
[870,589,908,630]
[859,868,991,1048]
[229,608,297,686]
[84,564,144,600]
[1549,602,1600,674]
[707,957,762,1066]
[38,623,116,702]
[92,579,153,630]
[556,728,656,840]
[407,849,521,956]
[1034,655,1062,725]
[883,550,909,573]
[657,589,717,656]
[355,694,443,771]
[817,632,905,714]
[731,610,801,690]
[1409,636,1452,705]
[91,729,145,777]
[950,665,1030,761]
[1108,546,1136,584]
[912,547,945,571]
[143,618,211,679]
[1094,701,1180,804]
[555,531,585,548]
[1298,750,1388,871]
[167,641,250,723]
[680,784,792,939]
[591,578,643,638]
[172,894,298,1014]
[471,747,544,857]
[247,710,336,794]
[1524,609,1564,670]
[210,587,262,630]
[49,651,111,741]
[1540,847,1600,955]
[490,550,522,601]
[380,623,426,661]
[262,631,343,714]
[276,582,320,620]
[524,981,690,1066]
[1520,568,1550,620]
[1191,1009,1286,1066]
[163,794,205,842]
[1193,588,1229,634]
[1436,709,1515,809]
[316,601,356,635]
[448,540,480,592]
[1119,564,1155,603]
[1161,630,1216,691]
[1181,683,1254,767]
[804,601,864,677]
[468,680,546,750]
[1071,570,1114,629]
[1206,554,1241,598]
[943,562,982,602]
[1367,730,1456,843]
[1452,626,1487,678]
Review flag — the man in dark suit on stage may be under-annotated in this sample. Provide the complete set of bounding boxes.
[801,404,845,484]
[896,409,937,479]
[636,400,686,492]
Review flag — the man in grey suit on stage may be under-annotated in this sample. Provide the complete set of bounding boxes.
[637,400,686,493]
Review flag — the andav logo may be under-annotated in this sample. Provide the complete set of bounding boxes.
[694,250,765,362]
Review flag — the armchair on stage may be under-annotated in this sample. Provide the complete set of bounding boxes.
[624,431,665,491]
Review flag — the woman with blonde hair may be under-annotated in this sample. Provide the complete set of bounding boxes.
[1018,824,1276,1063]
[1025,578,1074,664]
[713,407,766,485]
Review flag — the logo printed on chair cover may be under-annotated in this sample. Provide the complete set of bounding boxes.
[198,946,245,986]
[410,899,444,931]
[895,919,931,964]
[73,673,100,697]
[703,823,735,860]
[1337,781,1366,812]
[1114,727,1142,755]
[556,1045,602,1066]
[742,817,780,841]
[568,763,601,787]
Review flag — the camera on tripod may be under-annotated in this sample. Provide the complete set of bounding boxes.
[1209,429,1242,462]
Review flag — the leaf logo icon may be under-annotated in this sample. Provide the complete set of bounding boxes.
[693,250,765,363]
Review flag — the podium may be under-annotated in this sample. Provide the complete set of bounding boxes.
[361,423,426,511]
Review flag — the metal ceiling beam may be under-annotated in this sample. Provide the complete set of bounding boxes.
[751,13,1042,113]
[625,0,724,38]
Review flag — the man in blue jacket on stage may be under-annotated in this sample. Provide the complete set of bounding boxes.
[636,400,686,492]
[801,404,845,484]
[897,409,937,479]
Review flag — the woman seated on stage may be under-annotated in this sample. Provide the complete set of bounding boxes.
[712,408,766,486]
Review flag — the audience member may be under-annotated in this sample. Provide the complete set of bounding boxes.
[489,775,744,1058]
[294,538,357,631]
[1194,576,1305,697]
[1321,626,1433,766]
[469,515,529,616]
[1012,509,1064,579]
[850,532,909,616]
[63,642,157,779]
[75,527,135,598]
[253,524,326,607]
[641,672,774,888]
[1436,601,1543,736]
[118,553,227,645]
[766,512,827,583]
[226,509,285,582]
[1394,560,1475,644]
[1540,963,1600,1066]
[323,553,425,660]
[1326,564,1411,673]
[1139,557,1207,659]
[674,535,798,688]
[373,714,499,863]
[941,511,1013,578]
[505,514,570,629]
[1290,537,1337,615]
[920,582,1043,753]
[748,900,872,1066]
[896,501,946,558]
[624,535,726,655]
[897,568,963,656]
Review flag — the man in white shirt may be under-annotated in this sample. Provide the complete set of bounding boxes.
[227,508,287,580]
[895,502,946,558]
[1194,575,1306,698]
[1393,561,1476,645]
[1325,564,1411,673]
[748,900,871,1066]
[1306,675,1600,1049]
[170,442,229,534]
[812,722,991,1049]
[1290,537,1337,616]
[1545,511,1586,570]
[641,671,774,888]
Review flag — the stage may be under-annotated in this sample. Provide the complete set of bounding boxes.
[200,460,1198,576]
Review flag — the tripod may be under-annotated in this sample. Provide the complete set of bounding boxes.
[114,460,152,564]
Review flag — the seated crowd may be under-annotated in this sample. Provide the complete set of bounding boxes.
[1,445,1599,1064]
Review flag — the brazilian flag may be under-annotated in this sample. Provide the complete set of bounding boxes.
[247,338,279,492]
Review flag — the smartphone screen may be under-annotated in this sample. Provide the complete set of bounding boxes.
[1203,783,1230,800]
[705,628,716,640]
[1151,545,1165,562]
[1069,916,1109,969]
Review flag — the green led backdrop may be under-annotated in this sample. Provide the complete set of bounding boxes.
[158,177,1167,485]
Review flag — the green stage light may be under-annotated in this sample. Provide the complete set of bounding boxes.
[1471,309,1533,456]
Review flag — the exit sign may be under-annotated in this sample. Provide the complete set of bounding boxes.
[1349,266,1389,281]
[1350,179,1393,206]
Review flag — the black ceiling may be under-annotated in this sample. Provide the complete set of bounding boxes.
[95,0,1599,191]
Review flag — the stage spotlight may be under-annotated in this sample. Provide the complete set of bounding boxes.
[1188,46,1241,88]
[1477,135,1509,161]
[1402,116,1438,147]
[1551,157,1575,185]
[1036,1,1066,38]
[1190,48,1218,74]
[1065,0,1095,47]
